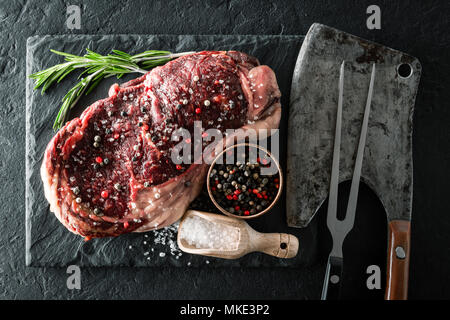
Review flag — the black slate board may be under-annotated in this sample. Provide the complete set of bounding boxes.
[26,34,305,267]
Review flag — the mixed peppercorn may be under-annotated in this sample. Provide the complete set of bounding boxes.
[209,149,280,217]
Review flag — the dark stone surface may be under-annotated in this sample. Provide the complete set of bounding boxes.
[26,34,305,268]
[1,0,449,299]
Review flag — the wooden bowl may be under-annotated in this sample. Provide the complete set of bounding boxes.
[206,143,283,220]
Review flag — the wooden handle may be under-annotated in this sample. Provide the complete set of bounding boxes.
[385,220,411,300]
[254,233,299,258]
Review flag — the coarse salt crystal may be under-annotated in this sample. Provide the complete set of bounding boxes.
[179,216,239,251]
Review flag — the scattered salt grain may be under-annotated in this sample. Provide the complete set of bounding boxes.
[141,222,183,261]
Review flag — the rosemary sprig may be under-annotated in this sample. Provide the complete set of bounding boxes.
[29,49,195,130]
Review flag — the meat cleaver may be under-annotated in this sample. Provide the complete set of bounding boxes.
[286,23,421,299]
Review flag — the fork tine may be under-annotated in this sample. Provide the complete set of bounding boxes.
[343,63,376,228]
[326,61,345,227]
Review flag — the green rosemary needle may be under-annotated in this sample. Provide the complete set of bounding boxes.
[29,49,195,130]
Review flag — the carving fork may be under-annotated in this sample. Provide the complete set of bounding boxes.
[321,62,376,300]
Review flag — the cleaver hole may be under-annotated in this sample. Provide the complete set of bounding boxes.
[397,63,413,79]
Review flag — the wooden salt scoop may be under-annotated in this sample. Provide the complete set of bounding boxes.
[177,210,299,259]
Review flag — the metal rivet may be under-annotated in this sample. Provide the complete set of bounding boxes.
[330,275,340,284]
[395,246,406,259]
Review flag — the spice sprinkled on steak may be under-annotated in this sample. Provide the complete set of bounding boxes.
[41,51,281,238]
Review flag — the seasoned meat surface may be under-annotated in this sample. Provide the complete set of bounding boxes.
[41,51,281,238]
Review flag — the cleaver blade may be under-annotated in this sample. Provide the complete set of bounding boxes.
[286,23,421,299]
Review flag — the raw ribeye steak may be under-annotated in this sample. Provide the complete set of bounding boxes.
[41,51,281,238]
